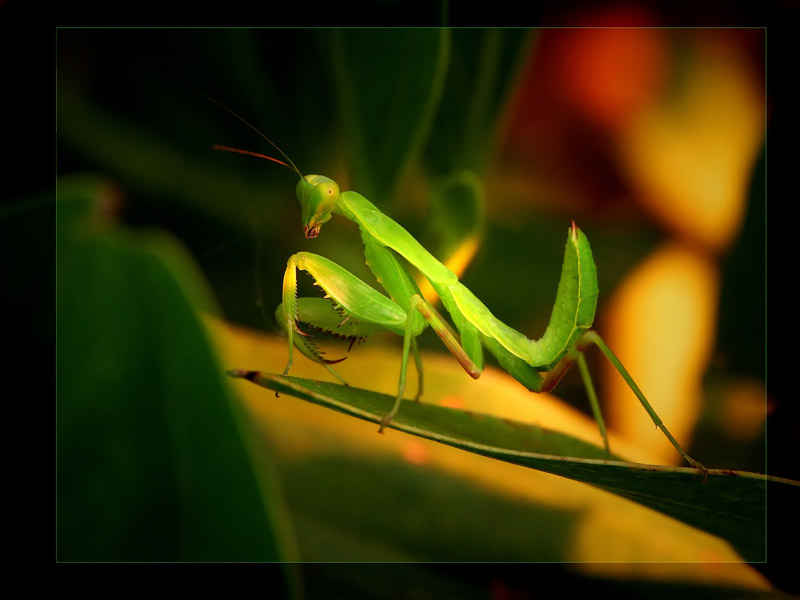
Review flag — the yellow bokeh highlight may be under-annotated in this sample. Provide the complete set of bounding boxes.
[418,236,480,305]
[601,243,719,465]
[618,35,764,252]
[605,32,764,468]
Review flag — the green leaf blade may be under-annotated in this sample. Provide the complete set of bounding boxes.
[229,372,798,562]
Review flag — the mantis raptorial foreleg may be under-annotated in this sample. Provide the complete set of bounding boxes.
[278,252,475,432]
[277,251,427,404]
[208,100,709,478]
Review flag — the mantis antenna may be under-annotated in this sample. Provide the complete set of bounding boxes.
[212,144,296,171]
[194,88,305,180]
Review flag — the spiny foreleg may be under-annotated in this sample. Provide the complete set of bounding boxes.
[279,250,412,392]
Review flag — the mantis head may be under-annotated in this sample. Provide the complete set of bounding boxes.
[202,94,339,239]
[211,144,337,239]
[297,175,341,239]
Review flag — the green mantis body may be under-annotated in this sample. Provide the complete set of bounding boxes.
[275,174,707,476]
[205,93,707,477]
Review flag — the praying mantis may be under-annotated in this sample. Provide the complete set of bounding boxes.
[209,96,708,478]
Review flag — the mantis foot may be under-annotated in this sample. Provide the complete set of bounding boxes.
[378,410,397,434]
[688,458,709,483]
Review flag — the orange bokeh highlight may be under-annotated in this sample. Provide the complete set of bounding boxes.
[553,21,668,131]
[402,441,431,466]
[439,395,467,410]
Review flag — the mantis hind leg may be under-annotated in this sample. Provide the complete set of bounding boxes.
[563,331,707,478]
[576,353,610,456]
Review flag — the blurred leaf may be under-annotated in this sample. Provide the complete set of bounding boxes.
[420,30,531,278]
[283,453,578,562]
[330,29,449,201]
[228,371,798,563]
[56,176,296,569]
[57,86,271,227]
[423,29,533,175]
[423,169,485,284]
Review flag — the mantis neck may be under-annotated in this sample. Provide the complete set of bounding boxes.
[337,191,458,287]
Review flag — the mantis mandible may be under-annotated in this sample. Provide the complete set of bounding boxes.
[209,96,708,478]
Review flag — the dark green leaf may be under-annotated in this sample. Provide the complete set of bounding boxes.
[56,177,296,568]
[330,29,449,201]
[424,29,533,175]
[426,170,486,267]
[229,372,798,563]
